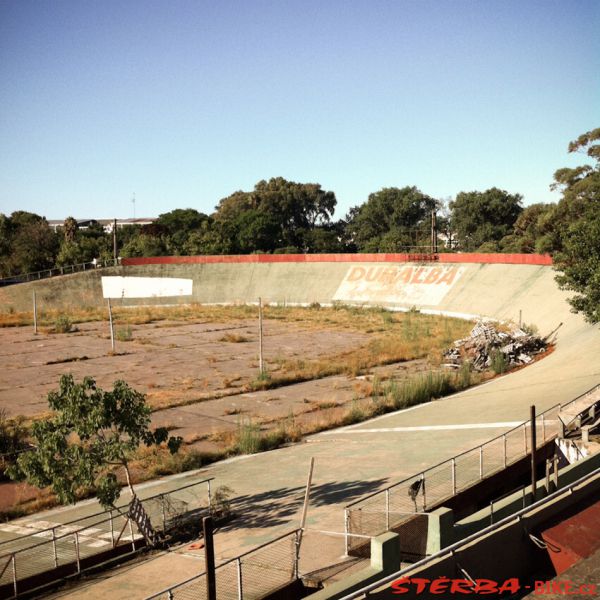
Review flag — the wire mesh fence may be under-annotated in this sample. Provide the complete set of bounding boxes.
[147,529,300,600]
[344,403,567,554]
[0,478,213,598]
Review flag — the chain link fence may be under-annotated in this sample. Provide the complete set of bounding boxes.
[344,402,570,555]
[147,529,300,600]
[0,478,212,598]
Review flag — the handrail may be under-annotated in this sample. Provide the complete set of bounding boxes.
[345,382,599,510]
[145,528,302,599]
[0,477,214,549]
[337,465,600,599]
[0,259,118,287]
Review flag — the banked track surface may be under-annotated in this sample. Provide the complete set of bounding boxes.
[0,254,599,599]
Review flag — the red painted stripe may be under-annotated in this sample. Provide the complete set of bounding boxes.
[437,253,553,265]
[121,252,553,267]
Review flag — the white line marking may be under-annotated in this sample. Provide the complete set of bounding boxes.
[320,422,524,434]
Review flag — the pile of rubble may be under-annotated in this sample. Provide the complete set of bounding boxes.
[443,322,549,372]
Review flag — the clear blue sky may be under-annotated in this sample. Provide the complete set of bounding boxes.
[0,0,598,220]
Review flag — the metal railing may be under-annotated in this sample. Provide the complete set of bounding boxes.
[0,478,213,598]
[147,529,301,600]
[343,383,599,554]
[338,465,600,599]
[0,259,118,287]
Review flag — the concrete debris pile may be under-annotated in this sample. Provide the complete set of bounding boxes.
[443,322,548,371]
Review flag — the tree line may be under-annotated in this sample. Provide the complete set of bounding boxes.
[1,128,598,321]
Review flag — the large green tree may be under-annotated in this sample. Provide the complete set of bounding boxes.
[0,211,59,276]
[552,128,600,323]
[450,188,523,251]
[156,208,209,254]
[213,177,337,252]
[346,186,437,252]
[499,203,555,253]
[8,375,182,509]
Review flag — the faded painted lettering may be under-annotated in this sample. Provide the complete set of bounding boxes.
[333,265,463,307]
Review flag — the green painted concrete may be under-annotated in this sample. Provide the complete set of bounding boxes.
[308,532,400,600]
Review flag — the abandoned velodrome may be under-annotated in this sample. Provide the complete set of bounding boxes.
[0,253,599,599]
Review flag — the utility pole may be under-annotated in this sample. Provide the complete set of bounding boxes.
[113,218,118,265]
[431,210,438,254]
[132,193,136,220]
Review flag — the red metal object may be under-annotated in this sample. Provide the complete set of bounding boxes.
[541,498,600,574]
[121,252,553,267]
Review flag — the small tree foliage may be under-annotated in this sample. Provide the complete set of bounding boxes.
[8,375,182,508]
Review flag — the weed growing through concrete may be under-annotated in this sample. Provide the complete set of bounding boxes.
[115,325,133,341]
[53,314,74,333]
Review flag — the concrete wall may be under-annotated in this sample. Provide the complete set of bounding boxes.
[366,470,600,599]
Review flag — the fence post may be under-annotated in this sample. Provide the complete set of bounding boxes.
[203,517,216,600]
[108,298,115,352]
[75,532,81,574]
[421,473,426,510]
[33,291,38,335]
[542,414,546,441]
[110,509,115,547]
[162,495,167,532]
[52,527,58,568]
[258,297,264,375]
[531,405,537,502]
[385,489,390,530]
[236,557,243,600]
[294,529,301,580]
[503,434,507,468]
[479,447,483,479]
[344,509,350,556]
[451,458,456,495]
[12,554,17,597]
[129,518,136,551]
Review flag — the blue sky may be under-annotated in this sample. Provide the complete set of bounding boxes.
[0,0,598,220]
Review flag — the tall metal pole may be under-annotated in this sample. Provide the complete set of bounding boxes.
[113,218,118,265]
[297,457,315,548]
[258,297,264,375]
[33,290,38,335]
[531,405,537,502]
[108,298,115,352]
[203,516,217,600]
[431,210,438,254]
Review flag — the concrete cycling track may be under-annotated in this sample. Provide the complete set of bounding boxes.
[1,254,599,598]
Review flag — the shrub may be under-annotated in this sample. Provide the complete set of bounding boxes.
[115,325,133,341]
[0,410,28,476]
[54,314,73,333]
[235,421,263,454]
